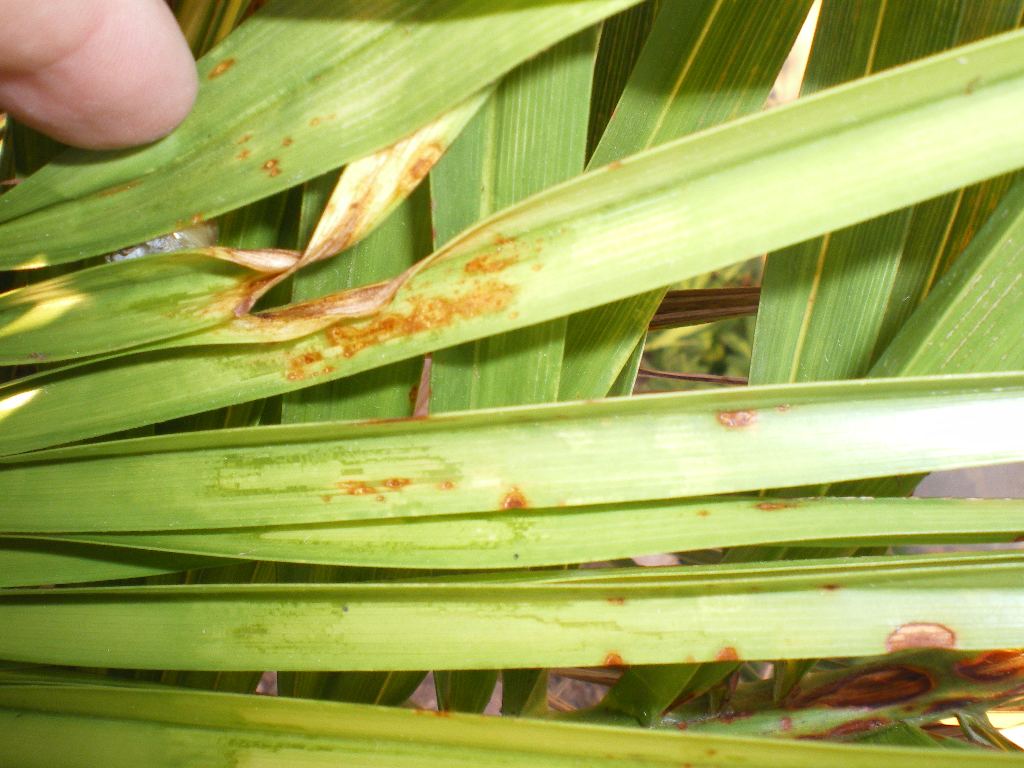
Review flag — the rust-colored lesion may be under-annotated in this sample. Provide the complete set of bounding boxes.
[715,646,740,662]
[402,141,444,188]
[337,480,376,496]
[236,148,252,160]
[285,350,330,381]
[791,665,934,708]
[384,477,412,490]
[755,501,797,511]
[237,133,253,145]
[501,487,528,510]
[438,480,456,491]
[464,253,518,275]
[954,650,1024,681]
[282,136,294,147]
[885,622,956,653]
[208,57,236,79]
[607,597,626,606]
[97,180,141,198]
[326,280,517,360]
[603,652,625,667]
[717,409,758,428]
[261,159,282,177]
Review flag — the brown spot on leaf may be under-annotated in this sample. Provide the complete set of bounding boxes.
[696,509,710,517]
[325,280,516,359]
[375,495,386,502]
[262,159,281,177]
[603,652,625,667]
[965,76,981,95]
[281,136,294,147]
[822,584,841,591]
[402,141,443,188]
[924,698,979,715]
[776,404,792,413]
[236,148,252,160]
[190,213,205,225]
[321,494,333,503]
[337,481,377,496]
[438,480,456,491]
[607,597,626,606]
[792,666,933,708]
[780,716,793,731]
[886,623,956,653]
[756,501,797,511]
[501,488,528,510]
[97,180,141,198]
[608,160,623,170]
[208,58,236,79]
[237,133,253,145]
[955,650,1024,681]
[384,478,411,490]
[717,410,757,428]
[464,253,518,275]
[715,647,740,661]
[820,718,891,739]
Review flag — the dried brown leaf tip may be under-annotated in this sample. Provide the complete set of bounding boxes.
[885,622,956,653]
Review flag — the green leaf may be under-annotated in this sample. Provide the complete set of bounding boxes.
[750,0,1024,385]
[3,373,1023,533]
[559,0,813,400]
[7,28,1023,452]
[0,0,637,269]
[0,538,224,588]
[2,670,1013,768]
[2,552,1023,670]
[429,28,597,411]
[25,496,1024,573]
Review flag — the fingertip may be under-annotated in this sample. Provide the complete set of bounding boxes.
[0,0,200,150]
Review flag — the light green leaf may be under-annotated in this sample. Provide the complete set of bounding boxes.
[2,373,1023,533]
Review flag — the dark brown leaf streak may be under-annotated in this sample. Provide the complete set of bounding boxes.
[790,666,934,709]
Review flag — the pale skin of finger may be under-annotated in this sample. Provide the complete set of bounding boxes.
[0,0,197,150]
